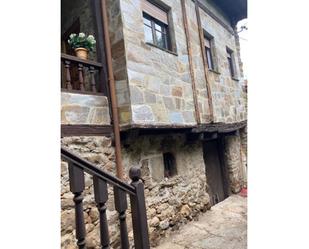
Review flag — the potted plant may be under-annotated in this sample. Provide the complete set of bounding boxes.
[68,33,96,60]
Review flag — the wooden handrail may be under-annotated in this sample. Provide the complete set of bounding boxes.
[61,53,103,68]
[61,147,135,195]
[61,146,150,248]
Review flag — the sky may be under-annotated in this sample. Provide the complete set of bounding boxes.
[237,18,248,80]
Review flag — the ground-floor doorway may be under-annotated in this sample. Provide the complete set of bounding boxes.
[203,137,228,206]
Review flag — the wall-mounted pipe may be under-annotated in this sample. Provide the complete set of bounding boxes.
[101,0,124,179]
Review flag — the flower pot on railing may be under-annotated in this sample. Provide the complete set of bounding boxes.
[68,32,96,61]
[74,47,89,60]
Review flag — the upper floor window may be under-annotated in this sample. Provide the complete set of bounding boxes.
[205,37,214,70]
[142,0,173,52]
[226,47,236,79]
[203,31,219,73]
[143,13,169,50]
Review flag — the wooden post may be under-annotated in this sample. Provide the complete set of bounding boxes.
[195,0,214,122]
[114,187,129,249]
[93,176,110,249]
[68,163,86,249]
[89,66,97,92]
[64,60,72,90]
[78,63,85,91]
[129,167,150,249]
[181,0,201,124]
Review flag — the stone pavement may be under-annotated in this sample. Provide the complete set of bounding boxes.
[154,195,247,249]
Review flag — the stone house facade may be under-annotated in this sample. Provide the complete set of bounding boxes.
[61,0,247,248]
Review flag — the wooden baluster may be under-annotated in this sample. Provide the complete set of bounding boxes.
[78,63,85,91]
[114,187,129,249]
[129,167,150,249]
[93,176,110,249]
[89,66,97,93]
[68,163,86,249]
[64,60,72,90]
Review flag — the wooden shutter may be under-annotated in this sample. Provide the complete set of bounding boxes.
[142,0,168,24]
[204,37,211,48]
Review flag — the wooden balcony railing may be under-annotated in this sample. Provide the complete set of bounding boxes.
[61,53,104,94]
[61,147,150,249]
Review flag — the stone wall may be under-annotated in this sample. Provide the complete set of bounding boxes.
[224,134,245,193]
[107,0,132,125]
[61,92,110,125]
[196,1,247,123]
[112,0,195,125]
[60,132,247,248]
[186,0,213,123]
[61,0,247,127]
[119,0,198,126]
[121,133,210,246]
[61,134,211,248]
[239,126,247,186]
[109,0,247,127]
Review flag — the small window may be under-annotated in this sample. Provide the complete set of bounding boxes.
[227,48,236,78]
[163,152,177,178]
[142,0,171,51]
[205,37,214,70]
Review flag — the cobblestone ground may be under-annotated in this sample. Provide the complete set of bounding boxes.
[154,195,247,249]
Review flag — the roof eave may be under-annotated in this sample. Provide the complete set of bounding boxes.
[215,0,247,25]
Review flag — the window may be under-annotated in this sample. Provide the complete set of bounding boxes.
[142,0,171,51]
[205,37,214,70]
[226,48,236,79]
[143,13,169,49]
[203,31,218,72]
[226,48,236,78]
[163,152,177,178]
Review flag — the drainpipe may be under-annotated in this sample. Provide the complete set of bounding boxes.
[195,0,214,123]
[181,0,201,124]
[101,0,124,179]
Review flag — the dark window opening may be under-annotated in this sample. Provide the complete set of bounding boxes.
[227,48,235,78]
[163,152,177,178]
[143,12,170,50]
[61,18,81,56]
[61,0,98,61]
[205,37,214,70]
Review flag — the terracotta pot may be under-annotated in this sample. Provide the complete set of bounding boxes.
[75,47,89,60]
